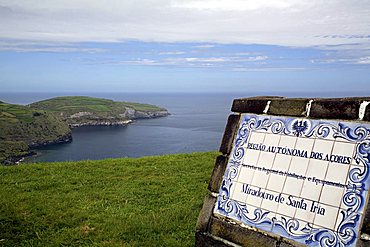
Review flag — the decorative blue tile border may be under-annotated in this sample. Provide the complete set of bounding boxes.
[214,114,370,247]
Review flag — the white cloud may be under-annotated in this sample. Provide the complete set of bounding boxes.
[311,56,370,65]
[357,56,370,64]
[192,44,216,49]
[232,67,306,72]
[166,56,268,64]
[185,57,224,62]
[234,52,261,56]
[98,55,269,68]
[244,56,268,61]
[0,0,369,47]
[0,40,107,53]
[120,59,157,65]
[158,51,185,55]
[0,45,105,53]
[171,0,297,11]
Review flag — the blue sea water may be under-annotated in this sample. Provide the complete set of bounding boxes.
[0,91,366,162]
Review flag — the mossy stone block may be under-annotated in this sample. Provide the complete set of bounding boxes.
[196,195,217,232]
[208,155,228,193]
[231,98,271,113]
[219,114,240,155]
[268,99,309,116]
[357,239,370,247]
[364,105,370,121]
[209,217,277,247]
[310,99,361,120]
[195,231,229,247]
[361,198,370,234]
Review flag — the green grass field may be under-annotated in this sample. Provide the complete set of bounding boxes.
[0,152,218,246]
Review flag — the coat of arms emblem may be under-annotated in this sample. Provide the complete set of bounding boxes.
[292,120,308,137]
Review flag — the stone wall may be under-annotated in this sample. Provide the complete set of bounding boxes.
[196,96,370,247]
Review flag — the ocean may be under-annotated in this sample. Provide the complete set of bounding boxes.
[1,91,365,163]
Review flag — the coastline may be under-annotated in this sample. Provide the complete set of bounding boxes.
[2,132,73,165]
[69,119,133,128]
[4,113,171,165]
[0,96,170,165]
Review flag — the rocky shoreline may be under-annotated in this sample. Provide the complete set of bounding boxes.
[131,110,170,119]
[66,110,170,128]
[65,109,170,128]
[2,151,37,166]
[69,120,133,128]
[28,132,73,148]
[2,132,73,165]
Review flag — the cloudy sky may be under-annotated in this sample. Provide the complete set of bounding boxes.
[1,0,370,94]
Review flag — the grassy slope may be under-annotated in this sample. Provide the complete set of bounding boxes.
[0,102,71,163]
[0,152,218,246]
[29,96,167,117]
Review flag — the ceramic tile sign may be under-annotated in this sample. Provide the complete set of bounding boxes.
[214,114,370,247]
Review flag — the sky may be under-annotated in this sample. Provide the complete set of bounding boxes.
[0,0,370,95]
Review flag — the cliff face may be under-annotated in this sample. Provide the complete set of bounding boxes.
[0,102,72,164]
[63,108,169,128]
[130,110,170,119]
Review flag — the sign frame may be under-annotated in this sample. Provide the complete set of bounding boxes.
[214,114,370,247]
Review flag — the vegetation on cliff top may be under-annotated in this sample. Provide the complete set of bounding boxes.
[29,96,169,126]
[0,152,217,246]
[30,96,166,113]
[0,102,71,164]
